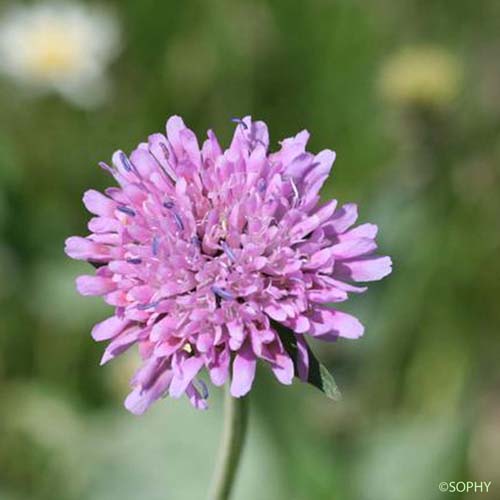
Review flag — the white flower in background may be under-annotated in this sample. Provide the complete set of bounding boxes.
[0,2,120,107]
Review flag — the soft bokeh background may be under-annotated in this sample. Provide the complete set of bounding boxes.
[1,1,499,499]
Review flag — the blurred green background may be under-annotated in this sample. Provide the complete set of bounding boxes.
[1,0,500,499]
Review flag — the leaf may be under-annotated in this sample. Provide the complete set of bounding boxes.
[272,320,342,401]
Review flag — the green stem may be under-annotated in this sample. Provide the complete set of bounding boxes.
[209,385,249,500]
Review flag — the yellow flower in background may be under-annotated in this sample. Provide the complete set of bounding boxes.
[0,2,120,108]
[378,46,463,108]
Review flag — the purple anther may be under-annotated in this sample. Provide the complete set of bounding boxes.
[137,301,160,311]
[126,257,142,264]
[231,117,248,129]
[211,286,234,301]
[159,142,170,159]
[117,206,136,216]
[163,199,174,209]
[152,236,159,256]
[257,178,267,192]
[173,212,184,231]
[196,378,209,399]
[119,151,133,172]
[221,240,236,262]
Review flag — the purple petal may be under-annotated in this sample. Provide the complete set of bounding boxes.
[230,343,257,397]
[76,275,116,296]
[332,238,377,259]
[91,315,130,341]
[295,335,309,381]
[339,223,378,240]
[130,147,158,178]
[208,347,230,386]
[271,352,294,385]
[308,307,364,340]
[323,203,358,235]
[274,130,310,167]
[88,216,121,233]
[64,236,110,261]
[302,149,336,204]
[100,326,142,365]
[169,356,204,398]
[336,256,393,282]
[83,190,116,217]
[125,370,173,415]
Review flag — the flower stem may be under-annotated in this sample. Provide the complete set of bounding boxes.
[209,385,249,500]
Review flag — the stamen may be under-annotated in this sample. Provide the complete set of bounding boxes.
[126,257,142,264]
[231,117,248,129]
[191,235,201,246]
[119,152,133,172]
[221,216,228,233]
[173,212,184,231]
[117,206,136,216]
[148,147,164,169]
[183,343,193,354]
[152,236,159,256]
[211,286,234,301]
[157,143,179,183]
[152,143,177,183]
[289,177,300,203]
[220,240,236,262]
[163,199,174,209]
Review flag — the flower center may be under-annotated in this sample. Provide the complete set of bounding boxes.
[26,23,80,78]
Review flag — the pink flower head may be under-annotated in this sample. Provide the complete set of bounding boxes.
[65,116,391,414]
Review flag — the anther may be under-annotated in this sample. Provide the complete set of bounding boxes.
[196,378,209,399]
[152,236,159,256]
[117,206,136,216]
[126,257,142,264]
[211,286,234,301]
[231,117,248,129]
[173,212,184,231]
[257,178,267,192]
[221,240,236,262]
[119,152,133,172]
[137,301,160,310]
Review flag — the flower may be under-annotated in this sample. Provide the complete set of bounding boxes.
[0,1,120,107]
[378,46,462,108]
[65,116,392,414]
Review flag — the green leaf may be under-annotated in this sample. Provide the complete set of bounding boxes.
[272,320,342,401]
